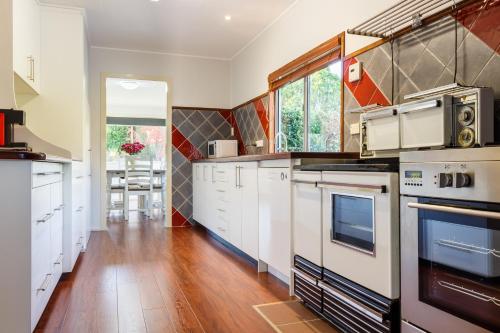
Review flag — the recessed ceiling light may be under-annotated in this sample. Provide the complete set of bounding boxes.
[224,15,231,21]
[119,80,140,90]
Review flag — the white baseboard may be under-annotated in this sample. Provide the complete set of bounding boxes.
[268,265,290,286]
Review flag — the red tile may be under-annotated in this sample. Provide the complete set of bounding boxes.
[343,58,390,107]
[171,126,186,148]
[172,208,189,227]
[253,98,270,139]
[468,0,500,53]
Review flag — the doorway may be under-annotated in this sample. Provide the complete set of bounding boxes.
[100,74,172,228]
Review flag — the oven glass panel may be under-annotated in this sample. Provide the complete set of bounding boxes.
[418,197,500,332]
[331,194,374,253]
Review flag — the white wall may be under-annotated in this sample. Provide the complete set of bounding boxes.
[88,47,230,229]
[230,0,399,107]
[0,0,16,109]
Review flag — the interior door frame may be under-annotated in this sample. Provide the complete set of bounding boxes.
[99,72,173,228]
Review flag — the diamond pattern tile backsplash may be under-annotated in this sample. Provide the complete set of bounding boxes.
[171,108,234,226]
[233,95,270,155]
[343,1,500,152]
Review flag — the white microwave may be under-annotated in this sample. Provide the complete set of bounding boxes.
[207,140,238,158]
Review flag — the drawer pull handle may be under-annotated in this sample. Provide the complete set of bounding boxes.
[76,206,84,212]
[54,204,65,211]
[216,189,225,193]
[54,254,64,265]
[37,213,53,224]
[37,274,52,293]
[217,208,226,212]
[34,171,61,176]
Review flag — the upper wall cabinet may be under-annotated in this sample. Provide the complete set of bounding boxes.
[13,0,41,94]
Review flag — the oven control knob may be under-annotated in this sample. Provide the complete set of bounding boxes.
[438,173,453,188]
[454,172,472,188]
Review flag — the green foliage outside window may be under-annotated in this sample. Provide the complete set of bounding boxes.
[278,62,341,152]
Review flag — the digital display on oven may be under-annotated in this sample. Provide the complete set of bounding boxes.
[405,170,422,179]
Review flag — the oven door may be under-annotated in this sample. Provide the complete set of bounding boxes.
[399,95,452,149]
[401,196,500,333]
[320,172,399,299]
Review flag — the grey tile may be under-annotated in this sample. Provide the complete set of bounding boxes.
[356,48,375,69]
[188,111,205,128]
[172,190,185,210]
[172,170,185,189]
[474,54,500,98]
[379,67,395,104]
[365,47,392,83]
[177,119,196,138]
[177,160,192,180]
[177,180,192,199]
[394,33,427,77]
[410,49,446,91]
[425,17,469,66]
[172,110,187,127]
[177,201,192,221]
[447,32,495,85]
[396,78,419,104]
[218,123,232,138]
[198,121,216,139]
[433,68,455,88]
[172,149,186,169]
[188,131,207,150]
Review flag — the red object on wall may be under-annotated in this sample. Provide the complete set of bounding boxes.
[0,113,5,146]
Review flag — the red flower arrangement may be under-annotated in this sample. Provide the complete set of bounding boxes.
[121,142,145,155]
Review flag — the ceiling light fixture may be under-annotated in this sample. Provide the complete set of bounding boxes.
[224,15,231,21]
[150,0,160,2]
[119,80,140,90]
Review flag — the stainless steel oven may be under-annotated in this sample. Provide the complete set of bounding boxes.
[400,147,500,333]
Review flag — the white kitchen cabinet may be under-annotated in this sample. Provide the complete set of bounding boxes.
[193,161,259,260]
[291,171,322,267]
[13,0,41,94]
[0,160,65,332]
[63,161,86,272]
[192,163,202,222]
[239,163,259,260]
[258,167,291,279]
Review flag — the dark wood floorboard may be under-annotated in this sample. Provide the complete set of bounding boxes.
[35,213,291,333]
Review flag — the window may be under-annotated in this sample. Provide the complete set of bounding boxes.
[276,61,342,152]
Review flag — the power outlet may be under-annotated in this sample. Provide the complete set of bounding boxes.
[350,122,360,135]
[255,140,264,148]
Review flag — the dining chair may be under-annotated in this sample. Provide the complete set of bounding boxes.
[124,156,154,220]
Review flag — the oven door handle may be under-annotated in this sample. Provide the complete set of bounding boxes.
[291,180,317,187]
[318,281,384,323]
[408,202,500,220]
[317,181,386,194]
[399,99,440,114]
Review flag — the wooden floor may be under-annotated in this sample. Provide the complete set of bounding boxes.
[35,213,291,333]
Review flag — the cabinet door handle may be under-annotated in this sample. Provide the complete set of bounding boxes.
[37,213,53,224]
[54,204,65,212]
[31,57,35,82]
[37,274,52,293]
[211,166,216,183]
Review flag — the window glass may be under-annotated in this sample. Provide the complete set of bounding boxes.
[278,78,305,152]
[276,61,342,152]
[308,62,342,152]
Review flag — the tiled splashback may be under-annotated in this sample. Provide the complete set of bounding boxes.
[343,0,500,152]
[233,94,270,155]
[171,108,236,226]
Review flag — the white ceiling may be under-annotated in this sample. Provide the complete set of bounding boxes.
[106,78,167,119]
[39,0,296,59]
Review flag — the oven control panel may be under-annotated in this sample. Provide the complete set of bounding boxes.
[398,161,499,201]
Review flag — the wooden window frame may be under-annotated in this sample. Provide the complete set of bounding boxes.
[268,32,345,153]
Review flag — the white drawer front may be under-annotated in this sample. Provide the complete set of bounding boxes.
[32,185,52,239]
[51,182,63,211]
[32,162,63,188]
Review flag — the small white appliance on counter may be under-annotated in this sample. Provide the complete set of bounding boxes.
[361,84,494,158]
[207,140,238,159]
[290,159,400,333]
[400,147,500,333]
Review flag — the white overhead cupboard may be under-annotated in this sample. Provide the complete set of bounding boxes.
[13,0,41,94]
